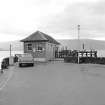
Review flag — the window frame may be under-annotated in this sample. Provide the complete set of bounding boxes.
[27,43,32,51]
[36,43,44,52]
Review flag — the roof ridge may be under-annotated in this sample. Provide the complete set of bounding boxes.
[20,31,60,45]
[37,31,48,40]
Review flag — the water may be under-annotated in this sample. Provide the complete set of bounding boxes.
[0,51,23,69]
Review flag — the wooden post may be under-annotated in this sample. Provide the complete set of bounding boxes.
[9,44,14,66]
[81,52,83,57]
[78,25,80,64]
[10,44,12,57]
[86,52,87,57]
[82,43,84,50]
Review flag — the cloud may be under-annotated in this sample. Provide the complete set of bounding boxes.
[0,33,24,42]
[88,1,105,15]
[38,0,105,39]
[0,0,105,41]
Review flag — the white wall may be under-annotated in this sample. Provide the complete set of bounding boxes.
[45,42,57,61]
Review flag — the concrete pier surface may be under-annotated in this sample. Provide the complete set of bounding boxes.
[0,61,105,105]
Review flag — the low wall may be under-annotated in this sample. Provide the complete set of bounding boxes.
[64,57,105,64]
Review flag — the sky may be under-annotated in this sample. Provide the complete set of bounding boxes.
[0,0,105,42]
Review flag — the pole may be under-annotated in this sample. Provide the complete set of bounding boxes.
[78,25,80,64]
[83,43,84,50]
[10,44,12,57]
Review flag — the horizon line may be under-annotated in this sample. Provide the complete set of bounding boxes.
[0,38,105,42]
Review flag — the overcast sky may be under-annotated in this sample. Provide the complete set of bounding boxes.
[0,0,105,42]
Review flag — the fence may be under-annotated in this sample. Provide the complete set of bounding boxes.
[55,50,97,59]
[55,50,78,58]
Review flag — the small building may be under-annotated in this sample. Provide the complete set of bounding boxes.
[20,31,60,61]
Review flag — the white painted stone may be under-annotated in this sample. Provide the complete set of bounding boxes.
[9,56,14,65]
[34,58,46,62]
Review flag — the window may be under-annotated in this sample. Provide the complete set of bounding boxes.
[38,46,43,51]
[36,44,44,52]
[27,44,32,51]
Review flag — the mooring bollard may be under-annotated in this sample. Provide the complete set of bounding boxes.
[9,56,14,66]
[1,69,4,73]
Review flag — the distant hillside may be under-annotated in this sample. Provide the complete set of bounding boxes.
[0,39,105,51]
[58,39,105,50]
[0,48,5,51]
[0,41,23,51]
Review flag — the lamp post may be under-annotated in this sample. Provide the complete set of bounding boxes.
[9,44,14,66]
[10,44,12,57]
[78,25,80,64]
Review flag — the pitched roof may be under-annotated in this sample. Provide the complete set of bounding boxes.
[21,31,60,45]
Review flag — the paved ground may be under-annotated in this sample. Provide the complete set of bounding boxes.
[0,61,105,105]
